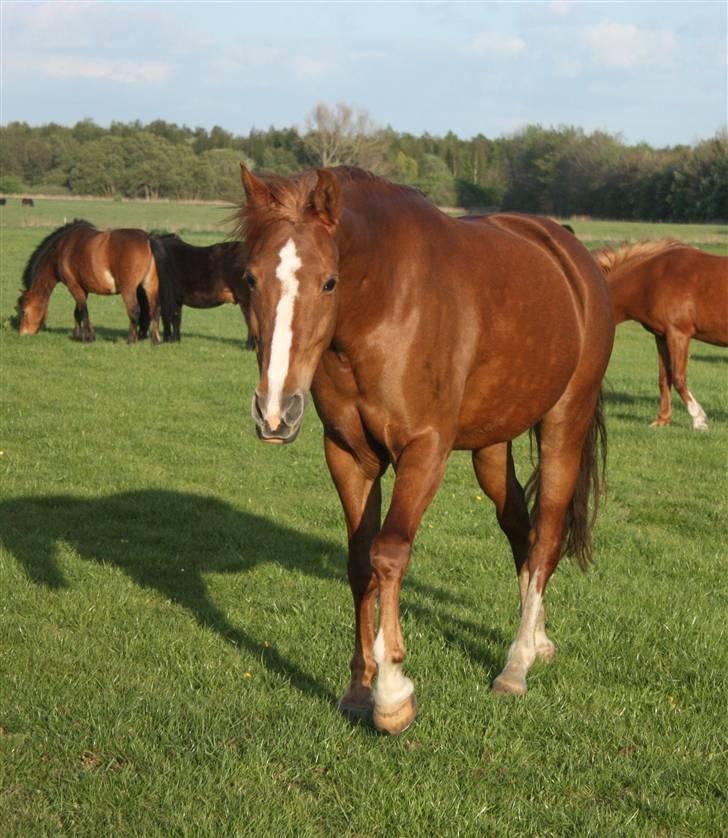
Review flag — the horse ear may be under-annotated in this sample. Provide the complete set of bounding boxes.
[312,169,343,229]
[240,164,273,209]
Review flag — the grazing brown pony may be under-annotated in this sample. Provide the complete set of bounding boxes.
[594,240,728,430]
[16,220,160,344]
[150,233,250,343]
[238,166,614,734]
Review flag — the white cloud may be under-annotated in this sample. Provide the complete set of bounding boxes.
[549,1,577,17]
[290,56,331,81]
[554,56,582,79]
[586,20,676,69]
[467,31,526,58]
[43,56,174,84]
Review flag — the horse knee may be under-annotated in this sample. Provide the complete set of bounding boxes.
[370,533,410,581]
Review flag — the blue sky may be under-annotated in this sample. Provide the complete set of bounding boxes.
[1,1,726,146]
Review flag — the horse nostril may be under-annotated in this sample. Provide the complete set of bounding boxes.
[251,391,266,426]
[282,391,306,427]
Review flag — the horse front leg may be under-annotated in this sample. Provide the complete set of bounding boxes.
[666,328,708,430]
[66,283,94,342]
[369,433,448,734]
[650,335,673,427]
[324,435,385,720]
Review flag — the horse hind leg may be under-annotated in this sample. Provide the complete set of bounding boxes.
[492,393,605,695]
[472,442,556,667]
[142,258,161,346]
[121,287,142,344]
[666,329,708,430]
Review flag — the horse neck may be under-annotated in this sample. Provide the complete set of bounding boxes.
[26,258,59,301]
[606,267,642,325]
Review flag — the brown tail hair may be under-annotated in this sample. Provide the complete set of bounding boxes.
[525,390,608,571]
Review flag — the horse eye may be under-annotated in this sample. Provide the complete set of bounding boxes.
[322,276,337,294]
[245,272,257,290]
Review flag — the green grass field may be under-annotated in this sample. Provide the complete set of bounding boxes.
[1,200,726,836]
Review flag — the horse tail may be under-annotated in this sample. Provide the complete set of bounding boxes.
[525,390,608,571]
[136,283,150,337]
[150,235,176,338]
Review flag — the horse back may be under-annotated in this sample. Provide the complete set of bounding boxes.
[613,247,728,345]
[60,227,152,295]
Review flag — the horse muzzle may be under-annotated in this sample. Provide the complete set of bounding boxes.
[250,389,307,444]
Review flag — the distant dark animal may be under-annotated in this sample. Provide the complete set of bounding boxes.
[150,233,251,343]
[594,239,727,429]
[21,198,34,207]
[16,219,160,344]
[238,164,613,733]
[0,198,7,206]
[561,223,575,235]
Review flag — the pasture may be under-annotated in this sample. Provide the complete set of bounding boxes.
[1,199,726,835]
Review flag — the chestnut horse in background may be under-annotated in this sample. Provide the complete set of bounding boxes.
[150,234,251,343]
[238,165,614,733]
[16,220,160,344]
[595,240,727,430]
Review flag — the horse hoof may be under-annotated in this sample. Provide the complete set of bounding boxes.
[536,640,557,662]
[694,423,708,432]
[337,688,373,722]
[373,692,417,735]
[492,673,527,696]
[649,419,669,428]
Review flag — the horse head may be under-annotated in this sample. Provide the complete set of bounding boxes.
[239,166,343,444]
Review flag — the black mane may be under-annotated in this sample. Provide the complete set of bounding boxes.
[20,219,95,290]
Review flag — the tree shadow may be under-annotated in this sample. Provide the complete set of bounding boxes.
[1,490,502,702]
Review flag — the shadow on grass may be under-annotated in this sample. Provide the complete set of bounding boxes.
[692,353,727,365]
[604,384,728,425]
[1,490,503,701]
[41,324,247,349]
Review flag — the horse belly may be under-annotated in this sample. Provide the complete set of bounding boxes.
[454,332,580,449]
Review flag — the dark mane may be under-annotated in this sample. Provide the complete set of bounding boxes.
[20,219,96,290]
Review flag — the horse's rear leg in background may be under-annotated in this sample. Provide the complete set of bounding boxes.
[324,435,383,721]
[492,398,602,696]
[141,275,161,346]
[651,334,674,427]
[472,442,556,665]
[66,280,94,342]
[369,433,448,733]
[666,328,708,430]
[121,287,143,344]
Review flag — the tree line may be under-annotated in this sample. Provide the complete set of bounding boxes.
[1,105,725,221]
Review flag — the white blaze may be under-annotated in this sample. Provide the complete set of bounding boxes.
[266,238,301,419]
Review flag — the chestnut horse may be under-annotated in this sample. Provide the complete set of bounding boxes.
[16,220,160,344]
[239,166,614,733]
[150,233,251,343]
[595,240,727,430]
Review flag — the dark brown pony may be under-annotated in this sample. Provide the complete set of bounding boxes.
[238,166,614,734]
[150,234,250,343]
[595,240,727,430]
[16,220,160,344]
